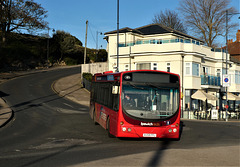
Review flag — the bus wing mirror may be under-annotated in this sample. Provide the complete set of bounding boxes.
[112,86,119,94]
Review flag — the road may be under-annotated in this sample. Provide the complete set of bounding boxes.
[0,67,239,167]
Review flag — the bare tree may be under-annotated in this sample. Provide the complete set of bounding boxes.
[152,9,187,34]
[179,0,237,47]
[0,0,48,44]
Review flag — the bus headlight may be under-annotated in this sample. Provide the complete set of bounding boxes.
[128,128,132,132]
[173,128,177,133]
[122,127,127,132]
[168,129,172,133]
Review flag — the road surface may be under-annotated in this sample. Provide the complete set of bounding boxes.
[0,67,239,167]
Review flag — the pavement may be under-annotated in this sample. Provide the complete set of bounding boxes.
[0,97,13,128]
[0,66,90,128]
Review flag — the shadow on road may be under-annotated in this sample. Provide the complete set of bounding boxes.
[146,140,171,166]
[19,145,79,167]
[9,86,86,113]
[146,121,184,166]
[0,91,9,98]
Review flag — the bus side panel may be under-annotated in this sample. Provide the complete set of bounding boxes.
[95,104,118,135]
[95,103,106,128]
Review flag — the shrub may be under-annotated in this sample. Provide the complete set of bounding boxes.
[82,72,93,82]
[64,57,78,65]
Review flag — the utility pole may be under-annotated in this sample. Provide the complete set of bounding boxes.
[84,20,88,64]
[225,10,228,121]
[47,28,49,68]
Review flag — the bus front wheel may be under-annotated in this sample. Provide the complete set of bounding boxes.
[107,118,115,138]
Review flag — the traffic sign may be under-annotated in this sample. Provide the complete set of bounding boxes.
[222,74,230,87]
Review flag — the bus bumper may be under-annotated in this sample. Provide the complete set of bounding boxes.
[117,126,180,139]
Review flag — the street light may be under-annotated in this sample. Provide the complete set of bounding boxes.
[116,0,119,72]
[225,10,240,121]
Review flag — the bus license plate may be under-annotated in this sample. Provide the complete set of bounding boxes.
[143,133,157,137]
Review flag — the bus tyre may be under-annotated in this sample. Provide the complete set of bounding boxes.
[107,118,115,138]
[93,110,98,125]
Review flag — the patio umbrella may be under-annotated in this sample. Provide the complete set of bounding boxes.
[223,92,240,101]
[191,90,218,101]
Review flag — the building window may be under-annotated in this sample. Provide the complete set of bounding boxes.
[185,62,199,76]
[124,64,129,71]
[192,63,199,76]
[235,71,240,84]
[202,66,210,75]
[185,90,191,110]
[152,63,158,70]
[150,39,156,44]
[222,68,227,75]
[136,63,151,70]
[136,63,157,70]
[157,40,162,44]
[217,69,221,76]
[166,62,171,72]
[185,63,191,75]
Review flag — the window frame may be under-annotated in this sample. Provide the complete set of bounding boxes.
[185,62,200,76]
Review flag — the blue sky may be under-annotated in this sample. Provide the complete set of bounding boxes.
[38,0,240,49]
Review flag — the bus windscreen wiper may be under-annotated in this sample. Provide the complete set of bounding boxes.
[145,83,160,89]
[127,82,147,90]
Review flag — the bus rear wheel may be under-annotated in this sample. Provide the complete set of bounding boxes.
[93,110,98,125]
[107,118,115,138]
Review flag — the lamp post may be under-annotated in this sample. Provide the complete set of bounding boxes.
[225,10,240,121]
[116,0,119,72]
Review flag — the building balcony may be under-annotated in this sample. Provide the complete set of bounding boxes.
[201,75,221,87]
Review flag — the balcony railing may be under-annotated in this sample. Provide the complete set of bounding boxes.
[118,37,204,47]
[201,75,221,86]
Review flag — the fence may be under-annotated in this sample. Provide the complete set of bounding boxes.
[82,78,91,92]
[81,62,108,92]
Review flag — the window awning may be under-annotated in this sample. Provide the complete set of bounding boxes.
[191,90,218,101]
[223,93,240,101]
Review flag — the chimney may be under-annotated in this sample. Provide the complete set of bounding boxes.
[237,30,240,42]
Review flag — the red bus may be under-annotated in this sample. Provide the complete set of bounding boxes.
[89,70,181,139]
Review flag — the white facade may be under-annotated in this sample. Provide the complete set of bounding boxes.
[104,24,240,115]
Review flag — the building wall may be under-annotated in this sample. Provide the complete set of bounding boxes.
[105,31,240,112]
[81,62,108,75]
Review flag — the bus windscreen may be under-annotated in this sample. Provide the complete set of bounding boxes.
[122,72,180,121]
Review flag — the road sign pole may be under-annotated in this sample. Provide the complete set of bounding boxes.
[223,75,230,121]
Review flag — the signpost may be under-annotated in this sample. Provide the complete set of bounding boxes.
[222,74,230,87]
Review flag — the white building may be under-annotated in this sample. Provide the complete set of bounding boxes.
[104,24,240,119]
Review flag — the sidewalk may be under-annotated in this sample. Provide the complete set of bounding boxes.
[0,66,89,128]
[52,73,90,107]
[0,98,14,128]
